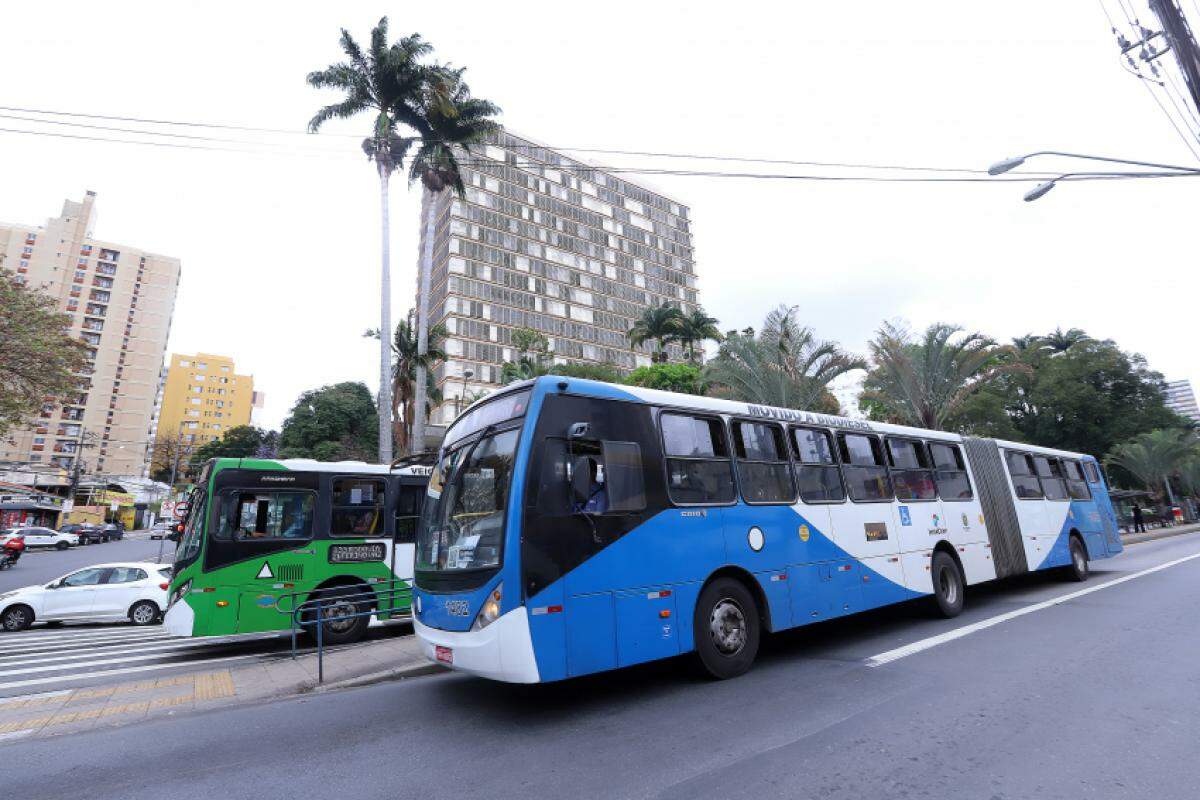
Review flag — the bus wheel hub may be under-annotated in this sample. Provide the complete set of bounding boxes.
[710,599,747,656]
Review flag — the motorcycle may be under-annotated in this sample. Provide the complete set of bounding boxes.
[0,540,23,570]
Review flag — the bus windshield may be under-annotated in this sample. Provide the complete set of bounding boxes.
[175,488,206,566]
[417,427,519,574]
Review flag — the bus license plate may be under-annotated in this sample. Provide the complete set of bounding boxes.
[435,646,453,665]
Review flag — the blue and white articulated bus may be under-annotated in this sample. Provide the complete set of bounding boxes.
[412,376,1122,683]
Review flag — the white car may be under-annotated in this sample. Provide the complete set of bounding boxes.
[12,527,78,550]
[0,562,172,632]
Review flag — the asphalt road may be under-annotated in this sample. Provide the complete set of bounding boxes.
[0,534,174,593]
[8,534,1200,800]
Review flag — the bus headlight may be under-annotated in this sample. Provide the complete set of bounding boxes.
[169,579,192,608]
[471,584,502,631]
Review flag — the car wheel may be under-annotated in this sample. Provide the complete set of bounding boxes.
[693,577,761,680]
[56,541,69,550]
[931,551,965,618]
[129,600,160,626]
[2,604,34,632]
[1066,537,1089,582]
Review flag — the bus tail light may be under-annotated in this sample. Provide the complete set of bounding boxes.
[471,584,503,631]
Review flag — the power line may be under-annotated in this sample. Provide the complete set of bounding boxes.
[0,103,1045,175]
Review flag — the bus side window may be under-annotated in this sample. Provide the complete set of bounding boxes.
[395,484,425,544]
[1062,460,1092,500]
[330,478,387,537]
[1035,457,1069,501]
[1005,452,1043,499]
[837,433,893,502]
[660,413,736,505]
[217,490,315,540]
[731,420,795,504]
[928,442,973,501]
[1083,461,1103,485]
[886,438,936,501]
[790,426,845,503]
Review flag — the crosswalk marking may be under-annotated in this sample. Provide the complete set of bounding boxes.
[0,652,268,692]
[1,636,238,669]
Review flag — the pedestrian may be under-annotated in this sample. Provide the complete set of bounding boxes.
[1132,502,1146,533]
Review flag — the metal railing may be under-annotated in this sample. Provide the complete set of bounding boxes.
[274,579,413,683]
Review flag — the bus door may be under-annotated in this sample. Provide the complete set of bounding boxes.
[388,481,425,616]
[1083,460,1122,556]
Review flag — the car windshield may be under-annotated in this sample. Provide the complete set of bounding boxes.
[416,427,519,573]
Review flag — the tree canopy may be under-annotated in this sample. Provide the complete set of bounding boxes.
[190,426,279,466]
[626,363,706,395]
[278,382,379,462]
[950,334,1186,456]
[0,272,89,439]
[705,306,863,411]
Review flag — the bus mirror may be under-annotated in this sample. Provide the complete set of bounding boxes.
[571,456,594,507]
[567,422,591,439]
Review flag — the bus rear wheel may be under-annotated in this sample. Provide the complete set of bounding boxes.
[304,587,370,646]
[931,551,965,618]
[693,577,760,680]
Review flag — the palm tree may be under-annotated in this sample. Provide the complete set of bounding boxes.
[678,308,723,364]
[628,302,685,363]
[1107,429,1196,502]
[408,68,501,454]
[391,312,448,455]
[704,306,865,409]
[862,321,1030,430]
[1040,327,1091,354]
[307,18,436,463]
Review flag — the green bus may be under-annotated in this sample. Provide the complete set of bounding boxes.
[164,457,430,644]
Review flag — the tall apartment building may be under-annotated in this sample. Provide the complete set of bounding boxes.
[418,129,700,427]
[1164,379,1200,423]
[156,353,257,449]
[0,193,181,477]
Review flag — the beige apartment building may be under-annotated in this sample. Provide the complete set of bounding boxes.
[0,192,181,477]
[417,129,700,427]
[157,353,258,449]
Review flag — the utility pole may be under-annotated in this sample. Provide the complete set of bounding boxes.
[67,426,86,521]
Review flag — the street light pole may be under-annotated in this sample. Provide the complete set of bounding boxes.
[989,150,1200,176]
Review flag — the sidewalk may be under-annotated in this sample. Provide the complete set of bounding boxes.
[0,632,440,743]
[1121,522,1200,547]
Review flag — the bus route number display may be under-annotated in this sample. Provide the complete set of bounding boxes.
[328,543,386,564]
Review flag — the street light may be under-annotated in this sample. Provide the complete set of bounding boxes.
[989,150,1200,176]
[1023,181,1057,202]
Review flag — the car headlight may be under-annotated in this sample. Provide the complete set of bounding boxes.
[470,583,503,631]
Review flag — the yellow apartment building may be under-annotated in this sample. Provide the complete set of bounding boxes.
[156,353,257,449]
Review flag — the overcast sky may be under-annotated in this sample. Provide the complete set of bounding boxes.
[2,1,1197,431]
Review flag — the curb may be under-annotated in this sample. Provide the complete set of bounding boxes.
[302,661,445,694]
[1122,525,1200,547]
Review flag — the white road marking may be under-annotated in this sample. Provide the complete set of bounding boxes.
[0,636,240,668]
[0,688,71,706]
[0,652,267,691]
[0,628,168,646]
[866,550,1200,667]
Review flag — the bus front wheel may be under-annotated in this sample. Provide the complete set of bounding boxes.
[693,577,760,680]
[304,587,370,646]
